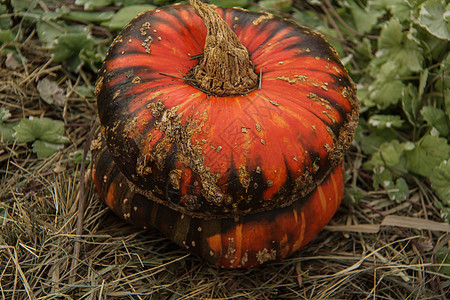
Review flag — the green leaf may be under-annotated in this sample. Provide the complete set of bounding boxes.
[368,115,404,129]
[436,247,450,276]
[372,165,393,190]
[421,106,449,136]
[373,167,409,202]
[0,108,11,123]
[37,78,66,106]
[32,140,65,158]
[430,160,450,205]
[377,18,423,75]
[369,0,413,22]
[75,85,95,97]
[209,0,249,8]
[52,31,95,72]
[349,2,381,34]
[36,21,67,46]
[0,5,12,30]
[292,9,323,29]
[0,108,16,143]
[79,44,107,73]
[11,0,37,12]
[0,29,15,43]
[259,0,293,12]
[418,0,450,40]
[369,77,405,108]
[71,150,91,165]
[0,122,17,143]
[101,5,157,31]
[405,134,450,177]
[355,120,399,155]
[13,117,69,144]
[386,177,409,202]
[66,10,114,24]
[402,83,419,126]
[363,140,414,172]
[343,187,366,205]
[74,0,113,10]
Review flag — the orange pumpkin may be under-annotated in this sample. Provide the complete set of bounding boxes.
[92,0,359,268]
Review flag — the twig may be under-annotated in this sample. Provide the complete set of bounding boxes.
[318,3,344,41]
[69,120,97,284]
[159,72,195,81]
[190,53,204,60]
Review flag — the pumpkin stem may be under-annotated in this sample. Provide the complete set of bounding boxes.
[187,0,258,96]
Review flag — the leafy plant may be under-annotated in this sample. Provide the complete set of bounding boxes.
[0,109,16,143]
[13,117,70,158]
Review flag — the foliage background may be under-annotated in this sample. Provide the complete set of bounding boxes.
[0,0,449,299]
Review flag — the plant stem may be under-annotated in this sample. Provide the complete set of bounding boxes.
[186,0,258,96]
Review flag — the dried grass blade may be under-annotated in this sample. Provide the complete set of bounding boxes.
[381,216,450,232]
[325,224,380,233]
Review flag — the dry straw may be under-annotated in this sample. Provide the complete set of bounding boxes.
[1,12,449,300]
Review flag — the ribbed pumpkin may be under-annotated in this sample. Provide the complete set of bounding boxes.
[92,0,359,268]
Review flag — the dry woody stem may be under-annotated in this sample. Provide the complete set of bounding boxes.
[187,0,258,96]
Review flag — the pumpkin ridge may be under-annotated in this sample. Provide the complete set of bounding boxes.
[161,5,205,50]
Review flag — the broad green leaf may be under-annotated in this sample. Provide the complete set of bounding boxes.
[0,108,15,143]
[402,84,419,126]
[373,168,408,203]
[71,150,91,165]
[386,178,409,202]
[209,0,249,8]
[0,5,12,30]
[66,11,114,24]
[79,44,107,73]
[376,18,423,75]
[0,108,11,123]
[372,165,393,190]
[0,29,14,43]
[418,69,429,100]
[292,9,323,29]
[36,21,67,46]
[0,122,16,143]
[369,77,405,108]
[101,5,157,31]
[369,0,414,21]
[418,0,450,40]
[74,0,113,10]
[11,0,36,12]
[355,120,399,155]
[52,31,95,72]
[259,0,293,12]
[363,140,413,172]
[32,140,65,158]
[421,106,449,136]
[32,7,70,22]
[349,2,380,33]
[75,85,94,97]
[357,85,375,107]
[388,0,412,22]
[343,187,366,205]
[360,131,395,157]
[430,160,450,205]
[368,115,404,129]
[405,134,450,177]
[37,78,66,106]
[13,117,69,144]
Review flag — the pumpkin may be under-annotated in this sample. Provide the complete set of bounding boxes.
[92,0,359,268]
